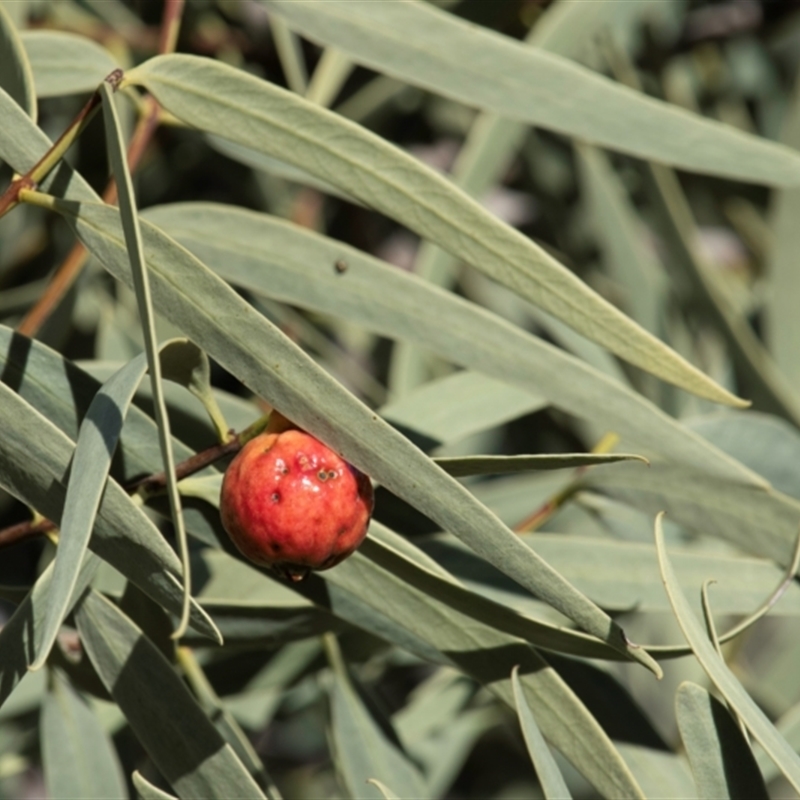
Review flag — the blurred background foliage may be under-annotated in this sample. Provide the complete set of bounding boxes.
[4,0,800,798]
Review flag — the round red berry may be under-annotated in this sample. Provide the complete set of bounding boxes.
[220,429,374,581]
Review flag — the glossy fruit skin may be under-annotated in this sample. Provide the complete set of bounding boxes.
[220,429,374,581]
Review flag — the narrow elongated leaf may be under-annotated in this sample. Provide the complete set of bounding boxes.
[435,453,647,477]
[0,556,98,710]
[269,15,307,94]
[33,340,215,671]
[687,411,800,502]
[511,666,572,800]
[360,529,626,661]
[21,31,117,98]
[655,515,800,793]
[133,772,179,800]
[576,144,665,335]
[0,3,35,119]
[144,202,760,484]
[0,381,219,644]
[158,338,230,443]
[31,353,150,671]
[380,370,546,448]
[101,81,192,637]
[41,670,128,800]
[48,196,657,675]
[127,54,744,406]
[75,591,265,800]
[766,81,800,393]
[676,681,768,799]
[263,0,800,186]
[390,0,656,392]
[324,635,427,800]
[175,648,281,798]
[366,780,399,800]
[585,463,800,567]
[419,533,800,618]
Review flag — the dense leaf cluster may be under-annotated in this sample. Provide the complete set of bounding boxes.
[1,1,800,798]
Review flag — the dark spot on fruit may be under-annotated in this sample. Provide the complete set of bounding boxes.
[271,492,281,502]
[282,467,289,475]
[328,470,337,480]
[318,470,328,481]
[273,542,282,552]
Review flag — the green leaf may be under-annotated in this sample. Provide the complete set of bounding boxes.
[268,15,307,94]
[323,634,427,800]
[655,514,800,793]
[642,159,800,427]
[585,462,800,567]
[143,202,759,484]
[262,0,800,187]
[31,352,151,671]
[576,144,665,336]
[766,83,800,393]
[365,779,400,800]
[41,670,128,800]
[676,681,768,799]
[101,81,193,638]
[687,411,800,502]
[20,31,117,98]
[420,532,800,618]
[305,46,352,107]
[0,380,220,645]
[47,196,657,675]
[380,370,546,447]
[126,55,744,406]
[133,772,179,800]
[435,452,647,477]
[185,547,347,646]
[32,340,216,671]
[614,744,697,800]
[176,648,282,798]
[0,3,35,120]
[206,135,354,202]
[360,527,629,661]
[0,556,98,710]
[75,590,266,800]
[511,666,572,800]
[158,339,230,443]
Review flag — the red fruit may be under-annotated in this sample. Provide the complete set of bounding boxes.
[220,429,374,582]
